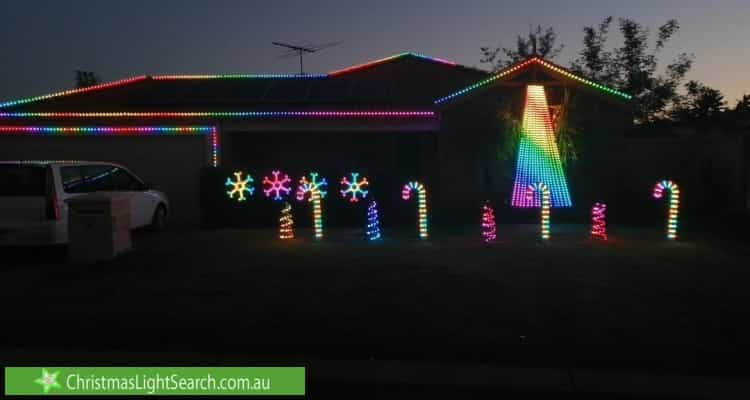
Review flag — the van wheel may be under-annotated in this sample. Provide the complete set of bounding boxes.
[150,205,167,232]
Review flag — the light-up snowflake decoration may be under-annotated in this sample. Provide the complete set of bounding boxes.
[296,172,328,201]
[262,170,291,200]
[340,172,369,202]
[225,171,254,202]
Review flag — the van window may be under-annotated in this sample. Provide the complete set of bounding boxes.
[110,168,144,191]
[61,166,86,193]
[0,164,46,196]
[81,165,114,192]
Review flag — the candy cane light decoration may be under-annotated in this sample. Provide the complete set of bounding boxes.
[652,180,680,240]
[402,181,428,239]
[526,182,550,240]
[297,172,328,240]
[590,202,607,240]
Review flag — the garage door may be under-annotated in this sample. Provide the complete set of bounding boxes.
[0,135,206,224]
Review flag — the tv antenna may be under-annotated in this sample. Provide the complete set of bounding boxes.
[272,41,342,75]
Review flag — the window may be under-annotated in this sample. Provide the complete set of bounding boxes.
[110,168,143,191]
[61,166,85,193]
[0,164,46,196]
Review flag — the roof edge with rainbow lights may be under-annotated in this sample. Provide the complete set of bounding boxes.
[434,56,632,105]
[0,52,462,110]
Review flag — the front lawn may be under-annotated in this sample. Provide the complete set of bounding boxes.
[1,226,748,376]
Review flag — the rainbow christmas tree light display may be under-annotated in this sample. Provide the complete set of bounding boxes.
[481,201,497,243]
[590,202,608,240]
[262,170,291,200]
[297,172,328,240]
[511,85,572,208]
[653,180,680,240]
[526,182,551,240]
[366,200,382,241]
[279,201,294,240]
[225,171,254,202]
[340,172,369,202]
[402,181,428,239]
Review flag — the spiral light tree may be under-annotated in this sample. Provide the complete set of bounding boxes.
[297,172,328,240]
[366,200,382,241]
[526,182,551,240]
[279,201,294,240]
[590,202,608,240]
[402,181,428,239]
[481,201,497,243]
[652,180,680,240]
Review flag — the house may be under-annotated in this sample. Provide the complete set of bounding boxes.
[0,52,633,227]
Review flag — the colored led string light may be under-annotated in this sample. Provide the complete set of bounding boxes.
[279,201,295,240]
[590,202,608,240]
[153,74,326,79]
[401,181,428,239]
[329,52,456,76]
[0,111,435,119]
[297,173,328,240]
[526,183,551,240]
[340,172,369,202]
[481,201,497,243]
[0,76,148,109]
[225,171,254,202]
[652,180,680,240]
[366,200,382,241]
[511,85,572,208]
[0,125,219,167]
[434,57,631,105]
[262,170,292,201]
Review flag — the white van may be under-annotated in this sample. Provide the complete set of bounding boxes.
[0,161,169,244]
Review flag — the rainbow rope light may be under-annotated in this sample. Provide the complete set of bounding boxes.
[329,52,456,76]
[340,172,369,202]
[366,200,382,241]
[591,202,608,240]
[653,180,680,240]
[262,171,292,201]
[225,171,254,202]
[402,181,428,239]
[0,125,219,167]
[0,76,147,109]
[511,85,572,208]
[297,173,328,240]
[153,74,326,79]
[526,183,551,240]
[481,201,497,243]
[0,111,435,119]
[279,201,295,240]
[434,57,631,104]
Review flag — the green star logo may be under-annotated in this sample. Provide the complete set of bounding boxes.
[34,368,61,393]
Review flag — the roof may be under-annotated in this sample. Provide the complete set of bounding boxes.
[434,56,631,105]
[0,53,487,113]
[0,53,629,116]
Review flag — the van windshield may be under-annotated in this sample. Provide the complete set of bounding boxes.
[0,164,46,196]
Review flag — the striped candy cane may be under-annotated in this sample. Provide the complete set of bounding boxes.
[590,202,608,240]
[297,173,328,240]
[526,183,550,240]
[653,180,680,240]
[402,181,428,239]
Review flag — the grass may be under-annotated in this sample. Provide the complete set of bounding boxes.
[1,225,749,377]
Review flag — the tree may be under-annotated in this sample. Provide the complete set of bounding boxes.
[571,18,694,123]
[481,25,563,71]
[75,70,100,88]
[671,80,726,123]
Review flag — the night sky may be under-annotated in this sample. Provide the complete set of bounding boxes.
[1,0,748,103]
